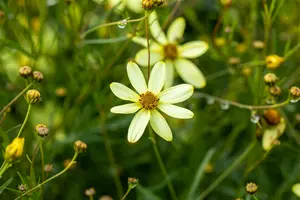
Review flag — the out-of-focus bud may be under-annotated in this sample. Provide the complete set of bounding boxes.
[99,195,113,200]
[220,0,232,7]
[19,66,32,78]
[74,140,87,153]
[265,54,284,69]
[228,57,241,65]
[289,86,300,102]
[35,124,49,137]
[252,40,265,49]
[18,184,27,192]
[269,85,281,97]
[4,137,25,162]
[32,71,44,82]
[26,89,41,104]
[55,87,67,97]
[215,37,226,47]
[85,187,96,197]
[128,177,138,189]
[263,109,281,126]
[44,164,54,172]
[264,73,278,86]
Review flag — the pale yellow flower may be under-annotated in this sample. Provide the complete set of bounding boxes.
[92,0,143,13]
[133,12,209,88]
[292,183,300,197]
[110,61,194,143]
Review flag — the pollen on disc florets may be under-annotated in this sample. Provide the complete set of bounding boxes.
[139,91,159,109]
[163,44,178,60]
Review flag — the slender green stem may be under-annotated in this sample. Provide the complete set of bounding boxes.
[284,42,300,60]
[39,139,45,199]
[89,196,93,200]
[0,161,11,177]
[145,11,151,81]
[81,12,152,38]
[120,188,131,200]
[29,139,42,182]
[253,195,260,200]
[194,92,290,110]
[14,152,78,200]
[149,128,178,200]
[196,141,257,200]
[0,83,33,116]
[16,104,32,137]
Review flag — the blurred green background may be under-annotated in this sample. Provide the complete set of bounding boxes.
[0,0,300,199]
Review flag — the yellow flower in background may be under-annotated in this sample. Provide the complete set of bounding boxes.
[92,0,143,13]
[133,12,209,88]
[292,183,300,197]
[265,54,284,69]
[4,137,25,161]
[110,61,194,143]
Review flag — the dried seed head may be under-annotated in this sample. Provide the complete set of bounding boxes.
[4,137,25,162]
[18,184,27,192]
[264,109,281,126]
[35,124,49,137]
[32,71,44,82]
[245,182,258,194]
[290,86,300,100]
[252,40,265,49]
[85,187,96,196]
[264,73,278,86]
[44,164,54,172]
[26,89,41,104]
[19,66,32,78]
[74,140,87,153]
[269,85,281,97]
[265,54,284,69]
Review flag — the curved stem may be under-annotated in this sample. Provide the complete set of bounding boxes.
[81,12,152,38]
[14,152,78,200]
[120,188,131,200]
[145,11,151,81]
[196,141,257,200]
[0,161,11,177]
[149,128,178,200]
[194,92,290,110]
[0,83,33,116]
[16,104,32,138]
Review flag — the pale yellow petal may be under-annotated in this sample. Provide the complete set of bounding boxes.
[128,109,150,143]
[167,17,186,43]
[150,109,172,141]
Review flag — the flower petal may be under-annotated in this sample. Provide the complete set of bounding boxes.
[149,11,168,45]
[110,103,141,114]
[135,48,164,67]
[126,0,143,13]
[110,82,139,102]
[148,61,166,94]
[158,84,194,104]
[127,61,147,94]
[128,109,150,143]
[174,58,206,88]
[150,109,172,141]
[292,183,300,197]
[178,41,209,58]
[164,60,174,88]
[158,104,194,119]
[132,36,148,47]
[167,17,186,43]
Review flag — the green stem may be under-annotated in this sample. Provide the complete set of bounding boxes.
[0,83,33,116]
[149,128,178,200]
[14,152,78,200]
[39,139,45,199]
[16,104,32,137]
[196,141,257,200]
[120,188,131,200]
[0,161,11,177]
[145,11,151,81]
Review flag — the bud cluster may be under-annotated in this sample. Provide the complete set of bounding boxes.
[142,0,164,10]
[19,66,44,82]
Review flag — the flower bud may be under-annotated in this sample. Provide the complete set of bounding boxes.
[19,66,32,78]
[252,40,265,49]
[4,137,25,162]
[74,140,87,153]
[35,124,49,137]
[32,71,44,82]
[44,164,54,172]
[290,86,300,101]
[128,177,138,189]
[228,57,241,65]
[264,73,278,86]
[245,182,258,194]
[85,187,96,196]
[142,0,154,10]
[264,109,281,126]
[18,184,27,192]
[265,54,284,69]
[215,37,226,47]
[99,195,113,200]
[26,89,41,104]
[55,87,67,97]
[269,85,281,96]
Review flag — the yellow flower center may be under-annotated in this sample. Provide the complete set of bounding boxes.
[139,91,159,110]
[163,44,178,60]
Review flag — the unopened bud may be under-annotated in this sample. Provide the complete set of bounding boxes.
[290,86,300,101]
[99,195,113,200]
[269,85,281,96]
[19,66,32,78]
[245,182,258,194]
[4,137,25,162]
[142,0,154,10]
[128,177,138,189]
[85,187,96,196]
[74,140,87,153]
[265,54,284,69]
[35,124,49,137]
[26,89,41,104]
[18,184,27,192]
[32,71,44,82]
[264,73,278,86]
[228,57,241,65]
[252,40,265,49]
[44,164,54,172]
[264,109,281,126]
